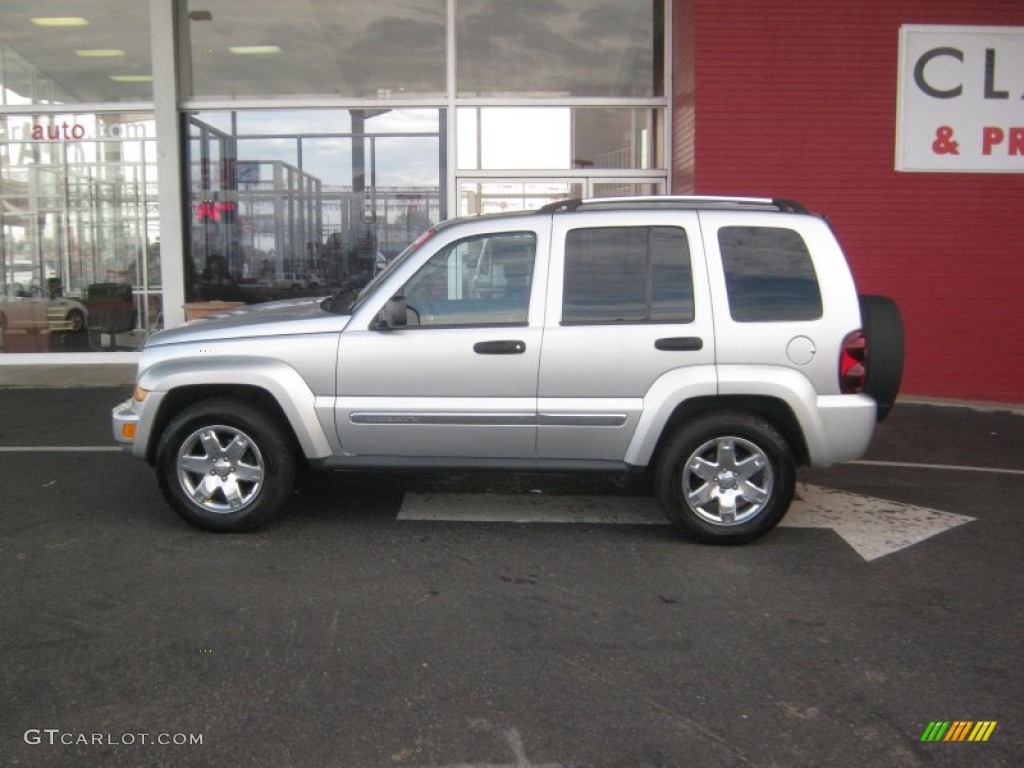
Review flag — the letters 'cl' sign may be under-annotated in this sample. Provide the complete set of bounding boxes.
[896,25,1024,173]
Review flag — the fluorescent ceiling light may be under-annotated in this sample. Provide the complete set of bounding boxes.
[31,17,89,27]
[75,49,126,58]
[110,75,153,83]
[229,45,281,55]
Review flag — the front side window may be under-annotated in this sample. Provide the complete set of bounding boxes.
[719,227,823,322]
[563,226,693,324]
[401,232,535,327]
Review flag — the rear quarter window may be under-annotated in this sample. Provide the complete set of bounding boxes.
[718,226,823,322]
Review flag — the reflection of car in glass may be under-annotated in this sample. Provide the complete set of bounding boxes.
[470,235,536,299]
[271,272,323,292]
[0,283,88,333]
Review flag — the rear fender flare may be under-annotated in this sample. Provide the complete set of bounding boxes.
[623,366,717,466]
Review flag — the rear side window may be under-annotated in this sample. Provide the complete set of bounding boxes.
[563,226,693,324]
[718,226,822,322]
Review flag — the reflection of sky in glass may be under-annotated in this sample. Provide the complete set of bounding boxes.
[191,109,441,188]
[719,227,823,322]
[374,137,439,187]
[234,109,438,136]
[460,108,570,170]
[187,0,445,98]
[457,0,657,97]
[237,138,297,169]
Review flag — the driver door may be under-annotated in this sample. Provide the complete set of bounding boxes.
[335,224,549,459]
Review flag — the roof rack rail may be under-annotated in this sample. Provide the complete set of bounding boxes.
[537,196,808,214]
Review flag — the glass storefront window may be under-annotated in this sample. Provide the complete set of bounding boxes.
[457,107,663,171]
[458,181,585,217]
[185,109,442,307]
[457,180,666,217]
[185,0,445,100]
[456,0,663,97]
[1,113,159,353]
[0,3,152,104]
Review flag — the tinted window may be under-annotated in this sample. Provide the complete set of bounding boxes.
[719,227,822,322]
[563,227,693,324]
[401,232,535,326]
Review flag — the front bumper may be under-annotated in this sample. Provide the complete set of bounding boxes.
[112,398,140,454]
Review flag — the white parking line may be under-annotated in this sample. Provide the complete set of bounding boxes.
[852,460,1024,476]
[398,483,975,561]
[0,446,122,452]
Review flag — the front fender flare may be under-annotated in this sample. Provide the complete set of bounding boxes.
[137,357,334,460]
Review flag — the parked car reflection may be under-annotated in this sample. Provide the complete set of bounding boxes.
[0,283,88,333]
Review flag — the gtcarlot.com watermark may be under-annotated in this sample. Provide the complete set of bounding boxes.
[24,729,203,747]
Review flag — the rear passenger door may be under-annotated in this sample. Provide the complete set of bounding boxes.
[538,211,716,461]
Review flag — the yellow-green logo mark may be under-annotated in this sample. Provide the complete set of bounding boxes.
[921,721,997,742]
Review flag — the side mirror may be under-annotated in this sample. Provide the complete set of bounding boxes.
[374,295,408,330]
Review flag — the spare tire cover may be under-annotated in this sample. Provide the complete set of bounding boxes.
[858,295,904,421]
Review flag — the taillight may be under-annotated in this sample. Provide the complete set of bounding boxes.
[840,330,867,394]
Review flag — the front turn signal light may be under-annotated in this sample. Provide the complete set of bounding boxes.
[122,423,137,440]
[133,385,149,402]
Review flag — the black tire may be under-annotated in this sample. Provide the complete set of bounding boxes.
[155,398,297,532]
[67,309,85,333]
[655,412,795,544]
[858,295,904,421]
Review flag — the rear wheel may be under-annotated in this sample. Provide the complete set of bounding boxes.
[656,412,795,544]
[155,398,296,532]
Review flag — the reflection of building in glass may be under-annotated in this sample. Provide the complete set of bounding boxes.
[0,114,161,337]
[0,1,668,352]
[186,112,442,303]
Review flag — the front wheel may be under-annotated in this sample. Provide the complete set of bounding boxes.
[155,398,297,532]
[655,412,795,544]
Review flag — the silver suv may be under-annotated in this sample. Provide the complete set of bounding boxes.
[113,197,903,543]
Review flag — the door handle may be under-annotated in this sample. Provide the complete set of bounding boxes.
[474,340,526,355]
[655,336,704,351]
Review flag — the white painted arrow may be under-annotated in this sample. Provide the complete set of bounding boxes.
[781,483,974,561]
[398,483,974,562]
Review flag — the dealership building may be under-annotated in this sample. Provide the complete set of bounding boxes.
[0,1,1021,403]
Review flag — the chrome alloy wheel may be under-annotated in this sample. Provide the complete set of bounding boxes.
[681,436,774,526]
[176,425,265,514]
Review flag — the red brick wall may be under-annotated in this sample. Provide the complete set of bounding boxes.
[672,0,1024,403]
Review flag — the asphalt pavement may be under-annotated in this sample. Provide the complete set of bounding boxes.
[0,384,1020,767]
